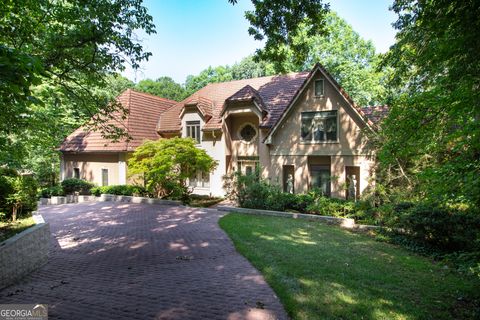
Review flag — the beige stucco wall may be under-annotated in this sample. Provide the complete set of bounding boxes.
[264,69,376,197]
[229,114,260,158]
[181,110,226,196]
[63,68,376,198]
[62,152,124,186]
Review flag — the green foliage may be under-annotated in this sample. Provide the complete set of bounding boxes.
[305,196,356,217]
[0,0,155,167]
[184,12,387,107]
[227,172,369,220]
[128,138,217,199]
[135,77,187,102]
[184,56,276,96]
[188,194,224,208]
[220,213,480,319]
[377,0,480,206]
[39,185,64,198]
[385,204,480,253]
[0,216,36,243]
[61,178,94,195]
[90,185,148,197]
[0,169,38,221]
[281,11,388,106]
[230,0,330,71]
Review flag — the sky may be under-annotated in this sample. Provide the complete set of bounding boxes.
[123,0,397,84]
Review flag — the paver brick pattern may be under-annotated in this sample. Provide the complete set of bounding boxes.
[0,202,287,320]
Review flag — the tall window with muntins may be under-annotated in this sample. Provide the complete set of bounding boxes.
[189,171,210,188]
[301,111,338,142]
[102,168,109,186]
[314,79,324,96]
[186,120,201,144]
[239,124,257,142]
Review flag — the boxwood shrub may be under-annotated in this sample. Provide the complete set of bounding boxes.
[39,185,64,198]
[61,178,94,195]
[90,185,148,197]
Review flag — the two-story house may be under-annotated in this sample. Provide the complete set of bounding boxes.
[60,64,386,198]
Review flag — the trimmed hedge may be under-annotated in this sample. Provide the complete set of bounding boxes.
[90,185,148,197]
[38,185,64,198]
[61,178,94,195]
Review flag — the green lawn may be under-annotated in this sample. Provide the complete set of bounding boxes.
[0,216,36,243]
[219,213,480,320]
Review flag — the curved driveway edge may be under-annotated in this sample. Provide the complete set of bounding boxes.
[0,202,288,320]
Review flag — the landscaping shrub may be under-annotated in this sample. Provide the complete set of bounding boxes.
[231,172,359,216]
[0,168,38,221]
[306,196,356,217]
[188,194,223,207]
[61,178,94,195]
[90,185,148,197]
[389,203,480,253]
[39,185,64,198]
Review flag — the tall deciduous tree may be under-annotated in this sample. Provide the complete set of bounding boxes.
[282,12,388,106]
[0,0,155,165]
[136,77,187,102]
[378,0,480,206]
[230,0,330,70]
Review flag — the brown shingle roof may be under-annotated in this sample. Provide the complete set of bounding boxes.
[362,105,389,124]
[158,71,310,133]
[59,89,176,152]
[224,85,267,112]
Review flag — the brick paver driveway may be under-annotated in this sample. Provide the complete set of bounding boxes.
[0,202,287,320]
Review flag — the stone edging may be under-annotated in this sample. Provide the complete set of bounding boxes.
[0,216,50,290]
[39,195,181,206]
[217,206,356,228]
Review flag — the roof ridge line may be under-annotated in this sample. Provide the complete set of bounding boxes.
[128,88,178,103]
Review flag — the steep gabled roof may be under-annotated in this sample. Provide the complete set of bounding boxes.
[264,64,378,142]
[59,89,176,152]
[182,96,214,121]
[157,71,310,133]
[224,85,267,113]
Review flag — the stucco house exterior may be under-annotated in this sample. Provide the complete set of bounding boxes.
[59,90,177,186]
[60,64,387,198]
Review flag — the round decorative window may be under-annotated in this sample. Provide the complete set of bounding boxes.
[239,123,257,143]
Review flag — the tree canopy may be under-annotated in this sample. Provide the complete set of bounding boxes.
[136,77,187,102]
[282,12,388,106]
[230,0,330,70]
[0,0,155,167]
[128,138,217,199]
[376,0,480,206]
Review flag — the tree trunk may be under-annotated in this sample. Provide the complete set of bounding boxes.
[12,205,18,222]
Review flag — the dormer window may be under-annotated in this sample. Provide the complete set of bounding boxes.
[314,79,324,97]
[186,120,201,144]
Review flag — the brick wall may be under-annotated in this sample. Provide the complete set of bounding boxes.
[0,223,50,290]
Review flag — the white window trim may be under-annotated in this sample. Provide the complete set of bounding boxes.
[185,120,201,144]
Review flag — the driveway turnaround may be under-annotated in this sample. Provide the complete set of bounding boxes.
[0,202,287,320]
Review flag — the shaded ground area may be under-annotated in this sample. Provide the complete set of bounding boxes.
[0,216,36,242]
[0,203,286,320]
[220,213,480,320]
